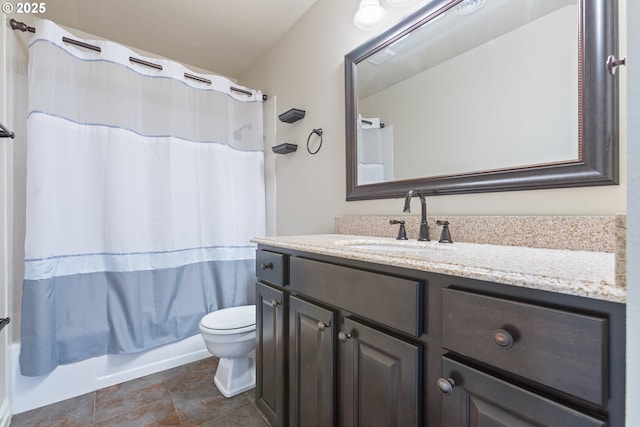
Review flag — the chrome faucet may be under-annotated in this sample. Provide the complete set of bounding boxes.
[403,189,430,241]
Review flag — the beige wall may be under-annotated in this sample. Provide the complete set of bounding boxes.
[239,0,627,236]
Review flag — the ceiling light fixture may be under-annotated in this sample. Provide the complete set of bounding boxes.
[354,0,387,31]
[455,0,485,15]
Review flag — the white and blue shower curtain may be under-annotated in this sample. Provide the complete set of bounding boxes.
[20,20,267,376]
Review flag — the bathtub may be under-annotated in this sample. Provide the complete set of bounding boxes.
[11,334,209,414]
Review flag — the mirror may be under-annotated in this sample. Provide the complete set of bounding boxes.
[345,0,619,200]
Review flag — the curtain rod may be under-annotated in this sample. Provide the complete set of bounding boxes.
[0,121,15,139]
[11,18,100,51]
[9,18,35,33]
[9,18,267,100]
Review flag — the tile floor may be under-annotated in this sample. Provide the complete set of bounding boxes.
[10,357,269,427]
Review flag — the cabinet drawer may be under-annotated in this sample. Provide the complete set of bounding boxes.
[256,249,285,286]
[290,257,423,337]
[442,288,607,406]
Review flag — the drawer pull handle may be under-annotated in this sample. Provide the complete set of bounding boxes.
[492,328,514,349]
[318,321,330,332]
[437,377,456,395]
[271,299,281,307]
[338,331,352,342]
[261,262,274,271]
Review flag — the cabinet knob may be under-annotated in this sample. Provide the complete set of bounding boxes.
[318,321,330,332]
[261,262,274,271]
[338,331,352,342]
[271,299,281,308]
[437,377,456,395]
[492,328,514,349]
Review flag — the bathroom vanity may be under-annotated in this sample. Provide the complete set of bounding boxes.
[252,235,625,427]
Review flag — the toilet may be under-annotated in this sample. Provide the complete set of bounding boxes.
[199,305,256,398]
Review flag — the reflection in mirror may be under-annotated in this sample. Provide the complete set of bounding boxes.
[358,0,578,184]
[345,0,619,200]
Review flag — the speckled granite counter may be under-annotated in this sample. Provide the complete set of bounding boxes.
[252,234,625,304]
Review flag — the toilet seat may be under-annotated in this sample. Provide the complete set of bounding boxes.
[200,305,256,335]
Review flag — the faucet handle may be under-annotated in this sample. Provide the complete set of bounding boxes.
[436,220,453,243]
[389,220,408,240]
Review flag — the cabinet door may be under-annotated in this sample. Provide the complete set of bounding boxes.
[289,296,336,427]
[340,318,421,427]
[256,283,286,427]
[440,358,606,427]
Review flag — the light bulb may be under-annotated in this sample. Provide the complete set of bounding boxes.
[354,0,387,30]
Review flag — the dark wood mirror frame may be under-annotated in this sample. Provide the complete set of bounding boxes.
[345,0,619,201]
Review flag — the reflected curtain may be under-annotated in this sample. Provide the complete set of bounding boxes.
[20,19,267,376]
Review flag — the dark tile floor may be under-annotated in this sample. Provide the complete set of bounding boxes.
[11,357,269,427]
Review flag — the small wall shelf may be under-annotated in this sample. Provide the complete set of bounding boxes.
[272,143,298,154]
[278,108,305,124]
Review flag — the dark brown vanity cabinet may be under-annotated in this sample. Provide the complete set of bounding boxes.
[256,249,287,427]
[256,248,425,426]
[440,288,624,427]
[255,246,626,427]
[442,289,607,405]
[256,282,286,427]
[288,296,335,426]
[288,257,423,426]
[440,358,606,427]
[288,295,421,427]
[339,317,421,427]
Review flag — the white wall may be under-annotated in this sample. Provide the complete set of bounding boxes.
[240,0,627,236]
[0,18,8,419]
[1,15,23,426]
[625,0,639,423]
[2,16,28,348]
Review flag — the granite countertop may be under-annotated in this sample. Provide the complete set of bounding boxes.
[252,234,625,304]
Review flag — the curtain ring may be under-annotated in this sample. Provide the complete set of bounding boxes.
[307,128,323,155]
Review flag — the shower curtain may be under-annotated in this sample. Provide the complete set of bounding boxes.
[20,20,267,376]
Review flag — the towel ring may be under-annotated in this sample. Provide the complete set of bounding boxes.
[307,128,323,155]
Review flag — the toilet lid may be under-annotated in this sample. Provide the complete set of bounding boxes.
[200,305,256,330]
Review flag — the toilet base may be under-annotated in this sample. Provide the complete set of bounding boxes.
[213,352,256,398]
